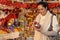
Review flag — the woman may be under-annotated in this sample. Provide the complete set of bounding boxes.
[34,2,59,40]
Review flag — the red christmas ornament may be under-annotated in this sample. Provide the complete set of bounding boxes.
[51,3,55,8]
[23,4,27,8]
[0,18,6,26]
[59,3,60,6]
[0,0,2,3]
[31,3,37,8]
[27,3,31,8]
[48,3,55,9]
[55,3,59,7]
[5,13,17,21]
[13,2,22,8]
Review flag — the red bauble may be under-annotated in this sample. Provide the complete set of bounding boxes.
[55,3,59,7]
[23,4,27,8]
[31,3,37,8]
[0,18,6,26]
[13,2,23,8]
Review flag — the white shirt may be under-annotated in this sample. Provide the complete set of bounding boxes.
[34,11,59,40]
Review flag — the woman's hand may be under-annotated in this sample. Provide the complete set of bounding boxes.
[33,21,41,32]
[34,26,41,32]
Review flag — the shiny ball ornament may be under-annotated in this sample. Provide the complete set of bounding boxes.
[0,22,1,25]
[8,23,12,26]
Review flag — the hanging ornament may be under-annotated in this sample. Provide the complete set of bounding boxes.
[8,23,11,26]
[31,3,37,8]
[9,26,14,32]
[23,3,27,8]
[0,22,1,25]
[14,19,19,27]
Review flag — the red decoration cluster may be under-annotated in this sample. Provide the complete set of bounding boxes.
[0,0,37,8]
[48,3,60,9]
[0,0,60,9]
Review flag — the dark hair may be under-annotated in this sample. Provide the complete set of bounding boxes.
[38,2,48,8]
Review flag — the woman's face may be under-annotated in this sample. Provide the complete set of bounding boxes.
[37,5,47,16]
